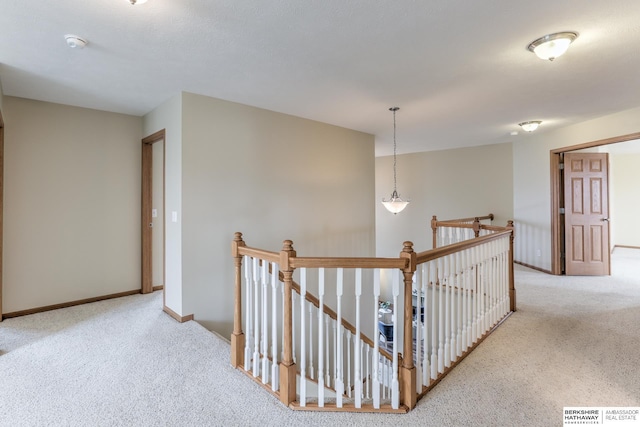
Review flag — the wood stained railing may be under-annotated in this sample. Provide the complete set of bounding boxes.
[231,217,515,413]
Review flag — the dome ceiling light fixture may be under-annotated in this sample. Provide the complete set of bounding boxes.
[519,121,542,132]
[126,0,148,4]
[64,34,87,49]
[382,107,410,214]
[527,31,578,61]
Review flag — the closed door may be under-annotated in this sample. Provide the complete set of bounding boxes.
[563,152,610,275]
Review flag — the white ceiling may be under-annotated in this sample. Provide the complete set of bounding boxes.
[2,0,640,156]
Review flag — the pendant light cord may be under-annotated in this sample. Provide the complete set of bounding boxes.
[391,107,399,196]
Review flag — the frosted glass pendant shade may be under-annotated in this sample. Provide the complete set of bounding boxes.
[527,32,578,61]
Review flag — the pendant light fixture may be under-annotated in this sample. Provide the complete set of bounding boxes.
[382,107,410,214]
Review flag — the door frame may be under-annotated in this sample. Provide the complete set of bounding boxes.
[550,131,640,275]
[141,129,166,294]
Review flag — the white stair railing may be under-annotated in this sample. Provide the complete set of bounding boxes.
[413,233,511,386]
[231,228,514,413]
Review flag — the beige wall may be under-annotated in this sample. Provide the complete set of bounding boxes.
[3,97,142,312]
[513,105,640,270]
[142,94,184,316]
[180,92,376,335]
[376,142,514,257]
[610,153,640,248]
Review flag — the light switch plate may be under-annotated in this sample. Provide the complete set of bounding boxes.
[172,211,178,222]
[152,209,158,218]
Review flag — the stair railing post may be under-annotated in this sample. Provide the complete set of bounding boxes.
[231,232,246,368]
[507,221,516,312]
[431,215,438,249]
[473,217,481,238]
[279,239,297,406]
[399,241,417,410]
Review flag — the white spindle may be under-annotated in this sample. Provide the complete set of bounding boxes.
[252,257,260,377]
[391,270,400,410]
[261,261,268,384]
[346,330,352,399]
[414,268,422,393]
[437,257,444,374]
[318,268,325,407]
[456,251,463,358]
[354,268,362,408]
[421,263,430,387]
[336,268,344,407]
[430,261,438,380]
[271,262,279,392]
[244,256,252,371]
[373,268,381,409]
[326,314,332,386]
[299,268,307,406]
[444,255,451,368]
[309,303,314,380]
[292,292,297,364]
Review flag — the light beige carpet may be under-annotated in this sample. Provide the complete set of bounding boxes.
[1,248,638,426]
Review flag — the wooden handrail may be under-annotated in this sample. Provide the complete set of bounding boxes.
[418,229,512,264]
[237,245,280,263]
[290,257,407,270]
[434,213,494,224]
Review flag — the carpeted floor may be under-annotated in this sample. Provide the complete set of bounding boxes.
[1,248,638,426]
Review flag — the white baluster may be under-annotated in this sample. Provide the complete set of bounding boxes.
[309,303,314,380]
[444,255,451,368]
[292,292,297,365]
[336,268,344,408]
[471,247,480,343]
[456,251,462,358]
[346,330,352,399]
[437,257,445,374]
[366,344,371,400]
[317,268,325,407]
[391,270,400,410]
[252,258,260,377]
[354,268,362,408]
[326,314,332,387]
[271,262,279,392]
[299,268,306,406]
[430,261,437,380]
[261,261,269,384]
[414,268,422,393]
[244,256,252,372]
[372,268,381,409]
[450,254,457,364]
[421,263,429,387]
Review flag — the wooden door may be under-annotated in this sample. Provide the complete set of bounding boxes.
[563,152,610,275]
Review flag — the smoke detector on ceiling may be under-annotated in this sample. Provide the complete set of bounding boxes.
[64,34,87,49]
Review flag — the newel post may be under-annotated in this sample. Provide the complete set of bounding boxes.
[230,232,246,368]
[279,239,297,406]
[399,241,417,410]
[431,215,438,249]
[473,217,481,238]
[507,221,516,312]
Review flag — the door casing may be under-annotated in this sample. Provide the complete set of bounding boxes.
[141,130,166,294]
[550,131,640,275]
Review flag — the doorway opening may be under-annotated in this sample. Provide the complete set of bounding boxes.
[550,131,640,275]
[141,130,165,295]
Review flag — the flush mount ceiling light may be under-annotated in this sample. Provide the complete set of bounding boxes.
[527,31,578,61]
[519,121,542,132]
[126,0,148,4]
[382,107,410,214]
[64,34,87,49]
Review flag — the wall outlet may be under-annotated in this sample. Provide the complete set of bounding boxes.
[536,249,541,257]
